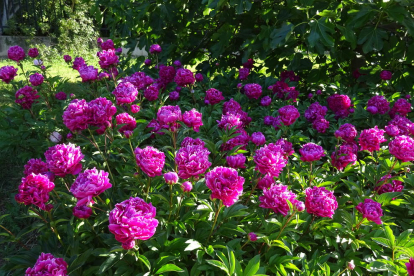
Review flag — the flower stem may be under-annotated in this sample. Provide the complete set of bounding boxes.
[145,177,152,200]
[0,224,29,250]
[167,185,174,223]
[241,241,249,249]
[244,178,259,204]
[47,211,64,246]
[308,162,313,187]
[353,217,365,231]
[206,201,224,244]
[275,211,296,240]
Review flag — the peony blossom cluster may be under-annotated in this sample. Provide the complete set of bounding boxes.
[8,45,25,62]
[158,65,176,85]
[389,135,414,162]
[157,105,182,127]
[143,84,159,101]
[108,197,159,250]
[44,143,84,177]
[254,143,288,177]
[389,98,411,118]
[15,173,55,211]
[299,143,325,162]
[305,186,338,218]
[15,86,40,109]
[205,88,225,105]
[259,184,298,216]
[386,115,414,136]
[182,108,203,132]
[355,198,383,225]
[226,154,246,169]
[135,146,165,177]
[98,49,119,69]
[174,68,195,87]
[366,95,390,114]
[244,83,262,99]
[25,253,67,275]
[335,123,357,142]
[175,137,212,179]
[327,94,352,119]
[79,65,98,82]
[278,105,300,126]
[72,57,86,70]
[239,68,250,80]
[305,102,330,133]
[123,71,154,91]
[358,126,386,152]
[0,65,18,84]
[331,144,357,171]
[116,113,137,136]
[112,82,139,105]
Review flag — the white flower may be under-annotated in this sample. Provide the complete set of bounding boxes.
[33,59,43,66]
[50,132,62,143]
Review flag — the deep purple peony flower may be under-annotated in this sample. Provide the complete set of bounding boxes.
[159,65,176,84]
[335,123,357,142]
[223,98,242,114]
[305,186,338,218]
[29,73,44,86]
[264,116,275,126]
[25,253,67,275]
[143,84,159,101]
[73,205,93,219]
[0,65,18,84]
[226,154,246,169]
[8,45,25,62]
[183,108,203,132]
[274,138,294,157]
[280,70,299,82]
[304,102,328,123]
[72,57,86,70]
[259,184,298,216]
[44,143,84,177]
[406,257,414,276]
[244,83,262,99]
[157,105,182,126]
[205,166,244,207]
[109,197,159,250]
[278,105,300,126]
[149,44,162,54]
[175,143,211,179]
[15,86,40,109]
[331,144,357,171]
[169,91,180,101]
[101,39,115,51]
[389,135,414,162]
[312,118,330,133]
[358,126,386,152]
[163,172,179,185]
[70,168,112,206]
[260,96,271,106]
[327,94,351,118]
[112,82,138,104]
[205,88,225,105]
[28,48,39,58]
[62,99,89,132]
[195,73,203,82]
[251,132,266,146]
[355,198,383,225]
[55,91,67,100]
[254,143,287,177]
[239,68,250,80]
[299,143,325,162]
[389,98,412,118]
[63,55,72,63]
[380,70,392,80]
[367,95,390,115]
[15,173,55,211]
[375,178,403,195]
[135,146,165,177]
[173,60,182,67]
[144,59,151,66]
[175,68,195,87]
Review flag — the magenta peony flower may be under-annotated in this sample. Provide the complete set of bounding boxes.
[78,65,98,82]
[98,72,110,80]
[159,65,176,84]
[248,232,258,241]
[8,45,25,62]
[389,98,412,118]
[272,81,289,99]
[28,48,39,58]
[244,83,262,100]
[205,88,225,105]
[182,108,203,132]
[181,137,205,147]
[109,197,159,250]
[0,65,18,84]
[316,90,322,95]
[173,60,182,67]
[72,57,86,70]
[15,86,40,109]
[387,115,414,136]
[130,105,140,114]
[55,91,67,100]
[251,132,266,146]
[181,181,193,192]
[406,258,414,276]
[175,144,211,179]
[25,253,67,275]
[217,113,243,130]
[226,154,246,169]
[157,105,182,126]
[331,144,357,171]
[175,68,195,87]
[88,97,117,131]
[355,198,383,225]
[163,172,178,185]
[143,84,159,101]
[380,70,392,80]
[358,126,386,152]
[299,143,325,162]
[169,91,180,101]
[353,68,363,79]
[295,201,305,212]
[239,68,250,80]
[263,116,274,126]
[389,135,414,162]
[280,70,299,82]
[327,94,351,118]
[335,123,357,142]
[144,59,151,66]
[62,99,89,132]
[112,82,138,105]
[24,158,49,176]
[221,129,250,151]
[15,173,54,211]
[63,55,72,63]
[149,44,162,54]
[70,168,112,206]
[100,39,115,51]
[98,49,119,69]
[278,105,300,126]
[312,118,330,133]
[259,184,298,216]
[223,98,242,114]
[254,143,287,177]
[305,186,338,218]
[205,166,244,207]
[308,93,313,98]
[73,205,93,219]
[195,73,203,82]
[123,72,154,90]
[257,175,275,190]
[29,73,44,86]
[260,96,271,106]
[385,124,399,137]
[135,146,165,177]
[274,138,294,157]
[375,179,403,195]
[44,143,84,177]
[305,102,328,122]
[367,95,390,115]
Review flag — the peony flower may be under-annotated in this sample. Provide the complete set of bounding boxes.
[163,172,179,185]
[149,44,162,54]
[221,129,250,151]
[144,59,151,65]
[44,143,84,177]
[8,45,25,62]
[98,49,119,69]
[63,55,72,63]
[183,108,203,132]
[181,137,205,147]
[173,60,182,67]
[131,105,140,113]
[280,70,299,82]
[62,99,89,132]
[244,83,262,99]
[24,159,49,176]
[205,88,225,105]
[248,232,257,241]
[243,58,254,69]
[72,57,86,70]
[101,39,115,50]
[358,126,386,152]
[205,166,244,207]
[159,65,176,84]
[0,65,18,84]
[380,70,392,80]
[278,105,300,126]
[70,168,112,206]
[312,118,330,133]
[272,81,289,99]
[327,94,351,118]
[169,91,180,101]
[29,73,44,86]
[263,116,274,125]
[335,123,357,142]
[175,144,211,179]
[389,98,412,118]
[406,257,414,276]
[88,97,117,131]
[389,135,414,162]
[79,65,98,82]
[217,113,243,130]
[257,175,275,190]
[367,95,390,115]
[143,84,159,101]
[274,138,294,157]
[259,184,298,216]
[15,173,55,211]
[305,186,338,218]
[331,144,357,171]
[135,146,165,177]
[223,98,242,114]
[108,197,159,250]
[355,198,383,224]
[175,68,195,87]
[387,115,414,136]
[239,68,250,80]
[260,96,271,106]
[25,253,67,275]
[254,143,287,177]
[157,105,182,126]
[251,132,266,146]
[181,181,193,192]
[55,91,67,100]
[15,86,40,109]
[299,143,325,162]
[73,205,93,219]
[226,154,246,169]
[123,72,154,90]
[304,102,327,123]
[28,48,39,58]
[112,82,138,105]
[375,179,403,195]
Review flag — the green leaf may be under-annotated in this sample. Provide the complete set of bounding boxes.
[372,237,391,248]
[270,23,293,49]
[243,255,260,276]
[68,248,93,273]
[317,10,336,18]
[98,253,123,273]
[357,27,387,53]
[155,264,184,274]
[376,192,403,205]
[337,25,356,49]
[138,255,151,271]
[396,229,412,246]
[184,239,202,251]
[386,5,406,22]
[271,240,292,254]
[384,225,396,248]
[206,260,230,274]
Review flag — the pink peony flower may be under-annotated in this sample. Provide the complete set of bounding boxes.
[248,232,258,241]
[24,158,49,176]
[98,49,119,69]
[299,143,325,162]
[358,126,386,152]
[15,173,55,211]
[389,98,412,118]
[251,132,266,146]
[217,113,243,130]
[389,135,414,162]
[8,45,25,62]
[72,57,85,70]
[44,143,84,177]
[164,172,179,185]
[0,65,18,84]
[367,96,390,115]
[62,99,89,132]
[55,91,67,100]
[327,94,351,118]
[385,124,399,136]
[15,86,40,109]
[205,88,225,105]
[181,181,193,192]
[88,97,117,130]
[70,168,112,206]
[259,184,298,216]
[175,68,195,87]
[263,116,274,125]
[159,65,176,84]
[221,129,250,151]
[175,144,211,179]
[305,186,338,218]
[260,96,271,106]
[239,68,250,80]
[181,137,205,147]
[79,65,98,82]
[131,104,140,113]
[205,166,244,207]
[278,105,300,126]
[182,108,203,132]
[143,84,159,101]
[406,258,414,276]
[312,118,330,133]
[109,197,159,249]
[387,115,414,136]
[25,253,67,275]
[169,91,180,101]
[29,73,44,86]
[335,123,357,142]
[257,175,275,190]
[244,83,262,99]
[254,143,287,177]
[355,198,383,224]
[135,146,165,177]
[112,82,138,105]
[101,39,115,50]
[226,154,246,169]
[157,105,182,126]
[304,102,328,123]
[331,144,357,171]
[63,55,72,63]
[73,205,93,219]
[28,48,39,58]
[380,70,392,80]
[149,44,162,54]
[295,201,305,212]
[274,138,294,157]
